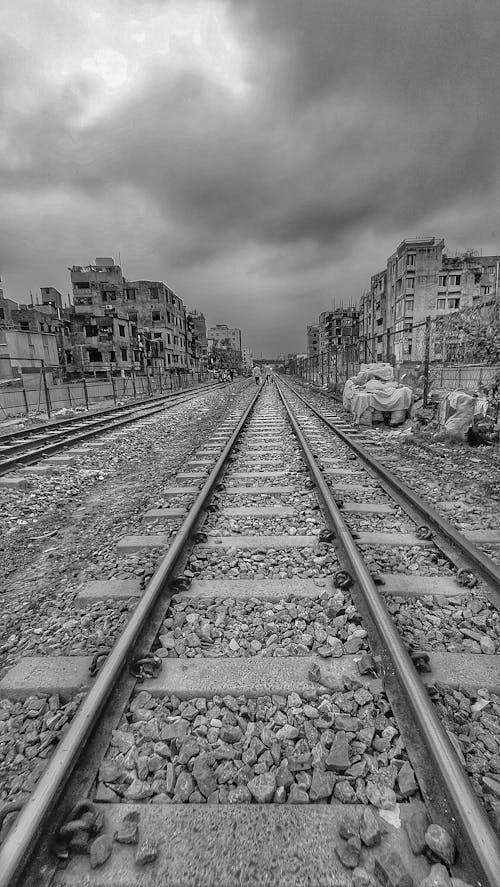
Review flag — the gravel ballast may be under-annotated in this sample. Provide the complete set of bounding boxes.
[96,687,420,808]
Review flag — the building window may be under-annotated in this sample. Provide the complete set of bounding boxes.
[126,289,136,300]
[75,281,90,289]
[150,287,159,300]
[405,299,414,313]
[487,265,495,274]
[119,324,126,337]
[480,285,491,295]
[437,298,446,310]
[448,298,460,309]
[406,277,415,292]
[121,348,127,361]
[88,348,102,362]
[407,253,415,267]
[449,274,461,286]
[438,275,447,287]
[101,293,108,303]
[20,321,30,331]
[85,325,98,337]
[152,311,161,322]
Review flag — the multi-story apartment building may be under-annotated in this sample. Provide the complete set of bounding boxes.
[307,323,319,359]
[360,238,500,362]
[70,258,201,376]
[207,324,242,352]
[188,310,208,360]
[207,323,243,372]
[359,270,387,362]
[318,307,359,354]
[242,346,253,372]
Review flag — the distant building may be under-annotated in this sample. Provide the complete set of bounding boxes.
[188,310,208,362]
[359,270,387,362]
[207,323,243,372]
[307,323,319,359]
[207,323,242,351]
[242,346,253,372]
[318,307,359,354]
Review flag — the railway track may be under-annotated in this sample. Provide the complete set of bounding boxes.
[0,382,225,479]
[0,380,499,886]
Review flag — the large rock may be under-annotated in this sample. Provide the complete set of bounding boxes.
[309,767,335,801]
[288,783,309,804]
[360,807,381,847]
[174,771,194,802]
[405,807,428,855]
[276,759,294,787]
[425,824,456,866]
[325,732,350,772]
[366,781,397,809]
[192,756,217,798]
[124,778,153,801]
[398,761,418,797]
[247,772,276,803]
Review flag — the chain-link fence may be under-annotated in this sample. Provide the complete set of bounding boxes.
[286,299,500,403]
[0,368,209,421]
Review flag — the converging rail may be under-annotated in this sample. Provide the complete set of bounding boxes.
[0,379,499,886]
[0,382,226,477]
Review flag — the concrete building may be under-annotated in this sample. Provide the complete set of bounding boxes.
[318,307,359,354]
[207,323,243,373]
[242,346,253,372]
[360,238,500,363]
[307,323,319,359]
[207,324,242,352]
[0,296,60,380]
[359,270,387,362]
[188,310,208,359]
[70,258,201,377]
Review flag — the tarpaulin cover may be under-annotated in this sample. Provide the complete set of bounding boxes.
[441,391,476,439]
[359,363,394,382]
[350,381,412,422]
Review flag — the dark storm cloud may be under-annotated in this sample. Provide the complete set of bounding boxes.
[1,0,500,353]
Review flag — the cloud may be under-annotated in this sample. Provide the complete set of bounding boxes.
[1,0,500,354]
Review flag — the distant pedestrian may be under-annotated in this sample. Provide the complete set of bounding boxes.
[253,365,262,385]
[229,368,235,381]
[265,364,273,384]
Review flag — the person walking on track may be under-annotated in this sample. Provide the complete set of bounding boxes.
[253,365,262,385]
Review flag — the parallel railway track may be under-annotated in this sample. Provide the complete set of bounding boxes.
[0,382,224,478]
[0,379,499,886]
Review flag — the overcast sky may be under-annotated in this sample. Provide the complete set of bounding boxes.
[1,0,500,355]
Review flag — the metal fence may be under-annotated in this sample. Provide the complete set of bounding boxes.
[0,370,208,421]
[286,299,500,403]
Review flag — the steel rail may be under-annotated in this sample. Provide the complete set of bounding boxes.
[280,376,500,592]
[0,384,227,476]
[0,384,261,887]
[276,379,500,887]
